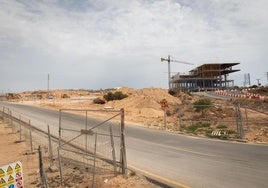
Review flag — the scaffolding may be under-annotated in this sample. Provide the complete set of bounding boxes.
[171,63,240,92]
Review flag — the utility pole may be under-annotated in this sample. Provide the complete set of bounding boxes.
[47,74,50,94]
[161,55,193,90]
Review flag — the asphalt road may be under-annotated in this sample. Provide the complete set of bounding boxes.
[1,102,268,188]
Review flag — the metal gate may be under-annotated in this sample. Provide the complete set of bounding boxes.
[57,108,127,187]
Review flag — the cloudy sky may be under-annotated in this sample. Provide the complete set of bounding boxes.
[0,0,267,92]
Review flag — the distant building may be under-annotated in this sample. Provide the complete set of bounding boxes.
[171,63,240,92]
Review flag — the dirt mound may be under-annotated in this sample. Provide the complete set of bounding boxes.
[108,88,181,117]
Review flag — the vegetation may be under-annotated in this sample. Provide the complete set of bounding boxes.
[61,94,70,98]
[93,98,106,104]
[103,91,128,101]
[216,125,227,129]
[193,98,212,112]
[180,122,211,134]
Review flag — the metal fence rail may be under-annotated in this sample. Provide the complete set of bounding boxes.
[58,108,127,187]
[0,106,127,187]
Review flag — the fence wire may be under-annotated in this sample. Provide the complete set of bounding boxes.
[0,106,127,188]
[58,109,126,187]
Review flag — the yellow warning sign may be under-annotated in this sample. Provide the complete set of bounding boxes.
[0,169,5,178]
[0,177,6,187]
[6,166,13,175]
[0,161,23,187]
[8,175,15,184]
[15,163,21,172]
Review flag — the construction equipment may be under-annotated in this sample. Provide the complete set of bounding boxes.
[161,55,193,90]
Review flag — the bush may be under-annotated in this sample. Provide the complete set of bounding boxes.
[93,98,106,104]
[185,125,199,132]
[217,125,227,129]
[103,91,128,101]
[201,123,211,127]
[62,94,70,98]
[193,99,212,112]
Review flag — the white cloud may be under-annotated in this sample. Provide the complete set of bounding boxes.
[0,0,268,91]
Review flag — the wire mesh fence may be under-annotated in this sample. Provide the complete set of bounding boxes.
[0,106,127,187]
[58,109,126,187]
[177,103,268,140]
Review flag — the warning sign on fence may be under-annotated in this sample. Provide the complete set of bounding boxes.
[0,161,23,188]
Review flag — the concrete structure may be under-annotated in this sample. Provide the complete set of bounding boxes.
[171,63,240,92]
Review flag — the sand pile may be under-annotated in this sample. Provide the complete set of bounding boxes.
[107,87,181,118]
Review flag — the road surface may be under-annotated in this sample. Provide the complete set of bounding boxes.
[1,102,268,188]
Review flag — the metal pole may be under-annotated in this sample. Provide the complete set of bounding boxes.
[85,111,88,153]
[1,107,4,120]
[10,111,13,127]
[178,107,182,130]
[8,109,11,125]
[58,109,63,186]
[109,125,117,176]
[164,108,167,129]
[47,125,53,167]
[19,115,22,141]
[38,146,48,188]
[92,133,97,188]
[245,107,249,130]
[58,147,63,187]
[168,55,171,90]
[120,108,127,175]
[29,120,33,153]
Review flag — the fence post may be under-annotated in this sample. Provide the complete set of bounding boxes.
[120,108,127,175]
[10,111,13,126]
[29,120,33,153]
[47,125,53,167]
[178,107,182,130]
[235,103,244,139]
[38,146,48,188]
[85,111,88,153]
[245,108,249,130]
[1,107,4,120]
[92,133,98,188]
[19,115,22,141]
[8,109,11,125]
[58,109,63,187]
[109,125,117,176]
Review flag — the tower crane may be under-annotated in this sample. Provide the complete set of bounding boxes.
[161,55,194,90]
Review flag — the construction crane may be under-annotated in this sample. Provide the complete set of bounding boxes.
[161,55,194,90]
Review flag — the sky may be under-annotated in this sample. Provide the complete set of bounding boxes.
[0,0,268,92]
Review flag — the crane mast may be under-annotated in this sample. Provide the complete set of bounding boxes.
[161,55,193,90]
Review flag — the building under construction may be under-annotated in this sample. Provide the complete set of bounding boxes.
[171,63,240,92]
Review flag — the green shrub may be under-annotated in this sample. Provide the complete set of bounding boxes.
[227,130,236,134]
[186,125,199,132]
[103,91,128,101]
[193,99,212,112]
[216,125,227,129]
[201,123,211,127]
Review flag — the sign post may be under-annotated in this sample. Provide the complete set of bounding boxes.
[161,99,169,129]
